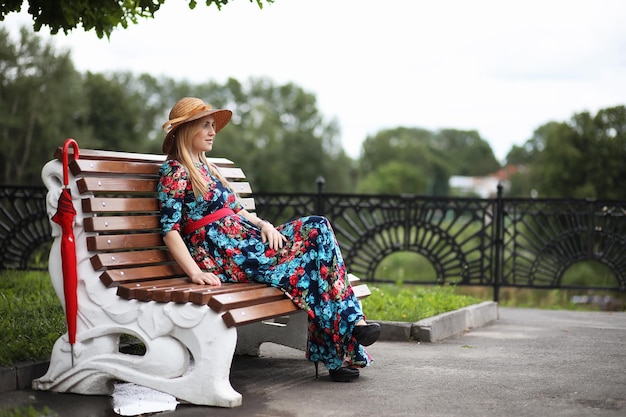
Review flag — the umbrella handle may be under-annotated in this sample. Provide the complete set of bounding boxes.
[62,139,80,187]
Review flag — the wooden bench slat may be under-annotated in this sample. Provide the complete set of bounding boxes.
[229,182,252,194]
[56,147,167,163]
[87,233,164,252]
[149,283,203,302]
[99,263,185,286]
[90,249,173,270]
[239,198,255,211]
[352,284,372,299]
[171,286,210,303]
[347,273,360,285]
[218,282,371,327]
[222,299,299,327]
[116,280,267,305]
[188,282,267,305]
[83,196,251,215]
[182,282,265,305]
[71,160,248,182]
[84,215,160,233]
[170,282,265,305]
[56,147,237,168]
[85,212,264,234]
[215,167,246,180]
[72,159,162,176]
[77,177,159,194]
[117,277,192,300]
[82,197,159,213]
[171,284,242,304]
[163,282,266,304]
[207,287,287,313]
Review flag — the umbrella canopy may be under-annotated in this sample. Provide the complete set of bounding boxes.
[50,139,80,363]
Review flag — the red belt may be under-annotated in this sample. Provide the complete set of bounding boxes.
[182,208,235,236]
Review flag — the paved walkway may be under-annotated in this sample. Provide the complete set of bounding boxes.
[1,307,625,416]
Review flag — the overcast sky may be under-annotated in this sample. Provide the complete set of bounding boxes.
[5,0,626,162]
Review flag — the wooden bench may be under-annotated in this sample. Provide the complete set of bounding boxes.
[33,146,371,408]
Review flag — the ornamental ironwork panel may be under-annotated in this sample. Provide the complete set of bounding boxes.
[501,198,626,291]
[256,193,495,286]
[0,186,51,270]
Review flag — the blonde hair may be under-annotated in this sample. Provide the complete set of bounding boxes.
[166,118,234,199]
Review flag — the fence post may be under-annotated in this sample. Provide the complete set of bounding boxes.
[316,176,326,215]
[493,183,504,303]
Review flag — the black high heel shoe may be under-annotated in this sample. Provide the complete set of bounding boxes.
[315,362,359,382]
[352,323,381,346]
[329,367,359,382]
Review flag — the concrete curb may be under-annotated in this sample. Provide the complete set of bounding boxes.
[0,302,498,394]
[376,301,499,342]
[0,360,49,394]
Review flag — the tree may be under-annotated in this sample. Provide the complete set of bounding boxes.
[0,27,90,184]
[81,72,167,152]
[356,161,426,195]
[358,127,499,195]
[360,127,434,175]
[1,0,274,39]
[435,129,500,176]
[212,77,352,192]
[525,106,626,199]
[1,26,180,173]
[504,123,552,197]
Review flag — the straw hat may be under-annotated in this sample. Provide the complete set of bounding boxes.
[162,97,232,154]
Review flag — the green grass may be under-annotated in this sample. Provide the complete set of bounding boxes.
[457,286,625,311]
[364,284,482,322]
[0,406,57,417]
[0,271,65,367]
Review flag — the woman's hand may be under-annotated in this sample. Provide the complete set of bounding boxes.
[190,271,222,286]
[260,222,287,250]
[164,231,222,287]
[235,210,287,251]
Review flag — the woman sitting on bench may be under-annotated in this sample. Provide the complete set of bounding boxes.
[158,97,380,382]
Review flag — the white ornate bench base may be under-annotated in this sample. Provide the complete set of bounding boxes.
[34,159,242,407]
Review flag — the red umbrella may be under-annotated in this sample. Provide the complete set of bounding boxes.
[51,138,80,366]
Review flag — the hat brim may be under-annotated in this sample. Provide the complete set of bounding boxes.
[162,108,232,154]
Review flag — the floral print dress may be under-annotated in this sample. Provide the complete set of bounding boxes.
[158,160,372,370]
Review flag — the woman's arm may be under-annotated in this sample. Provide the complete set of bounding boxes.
[237,209,269,228]
[163,230,222,286]
[237,209,287,250]
[159,162,221,286]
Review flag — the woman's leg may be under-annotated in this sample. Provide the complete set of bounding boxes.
[273,216,373,370]
[213,215,375,371]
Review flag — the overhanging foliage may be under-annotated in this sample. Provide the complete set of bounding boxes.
[0,0,274,39]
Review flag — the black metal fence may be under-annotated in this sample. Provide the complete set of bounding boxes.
[2,184,625,301]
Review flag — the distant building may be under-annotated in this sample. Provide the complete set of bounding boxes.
[449,166,517,198]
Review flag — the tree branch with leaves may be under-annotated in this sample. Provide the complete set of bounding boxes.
[0,0,274,39]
